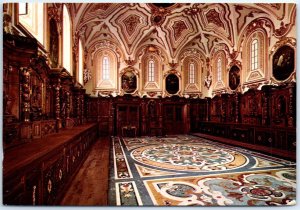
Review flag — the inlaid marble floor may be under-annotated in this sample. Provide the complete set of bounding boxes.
[109,135,296,206]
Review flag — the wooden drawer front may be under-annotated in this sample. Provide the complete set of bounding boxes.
[255,131,275,147]
[3,175,25,205]
[287,132,296,152]
[231,128,250,143]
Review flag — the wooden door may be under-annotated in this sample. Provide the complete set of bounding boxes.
[116,105,140,136]
[163,104,184,135]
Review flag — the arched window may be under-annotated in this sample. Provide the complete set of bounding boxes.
[217,58,222,81]
[102,56,110,80]
[189,63,195,84]
[63,5,72,74]
[18,3,44,45]
[148,60,155,82]
[251,39,258,71]
[78,40,84,84]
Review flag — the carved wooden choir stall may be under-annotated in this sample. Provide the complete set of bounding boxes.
[3,32,98,205]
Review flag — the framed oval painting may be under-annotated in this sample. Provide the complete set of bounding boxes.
[273,45,295,81]
[121,71,137,93]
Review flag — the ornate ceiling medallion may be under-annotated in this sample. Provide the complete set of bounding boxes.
[150,8,169,26]
[148,3,179,26]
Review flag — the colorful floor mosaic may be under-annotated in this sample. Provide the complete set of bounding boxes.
[108,135,296,206]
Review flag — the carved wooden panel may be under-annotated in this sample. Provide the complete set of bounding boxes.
[241,89,262,125]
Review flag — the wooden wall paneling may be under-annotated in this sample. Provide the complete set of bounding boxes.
[98,98,110,136]
[190,99,200,132]
[140,99,147,136]
[3,32,37,148]
[221,94,228,122]
[162,100,186,135]
[108,98,114,135]
[196,83,296,160]
[241,89,263,125]
[269,84,295,128]
[287,82,296,127]
[210,95,222,122]
[184,101,191,134]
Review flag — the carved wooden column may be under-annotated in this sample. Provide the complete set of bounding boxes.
[20,67,32,141]
[66,91,70,119]
[54,78,61,130]
[158,100,163,132]
[184,100,191,134]
[97,98,101,122]
[80,93,84,125]
[141,99,146,136]
[21,67,31,122]
[65,91,73,128]
[205,98,210,122]
[287,82,295,127]
[108,98,115,136]
[234,93,239,123]
[261,86,270,126]
[195,101,200,130]
[75,93,81,123]
[221,95,227,123]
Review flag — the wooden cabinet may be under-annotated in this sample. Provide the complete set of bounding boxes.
[163,104,185,135]
[116,104,140,136]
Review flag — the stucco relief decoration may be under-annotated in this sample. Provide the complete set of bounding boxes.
[83,65,91,84]
[123,15,141,37]
[150,7,169,26]
[206,9,225,29]
[180,48,203,62]
[90,3,111,12]
[91,40,119,61]
[124,57,136,66]
[271,3,281,9]
[274,21,293,38]
[48,6,61,34]
[204,58,212,89]
[184,4,200,16]
[245,19,272,38]
[48,6,60,22]
[172,21,188,41]
[204,75,212,89]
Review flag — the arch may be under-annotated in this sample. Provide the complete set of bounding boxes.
[243,28,268,83]
[63,4,72,74]
[141,47,164,91]
[18,3,44,45]
[93,49,118,90]
[182,55,202,93]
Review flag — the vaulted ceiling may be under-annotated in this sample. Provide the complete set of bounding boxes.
[66,3,296,61]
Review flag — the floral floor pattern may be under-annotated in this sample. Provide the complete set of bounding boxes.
[108,135,296,206]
